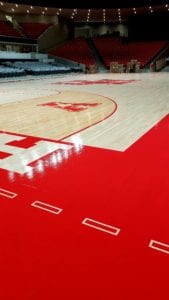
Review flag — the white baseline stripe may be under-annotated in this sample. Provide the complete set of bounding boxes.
[31,201,62,215]
[82,218,120,236]
[0,188,17,199]
[149,240,169,255]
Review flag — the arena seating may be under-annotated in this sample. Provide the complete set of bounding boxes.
[0,20,22,38]
[20,22,51,39]
[0,64,25,77]
[49,38,96,67]
[5,61,71,75]
[93,37,167,68]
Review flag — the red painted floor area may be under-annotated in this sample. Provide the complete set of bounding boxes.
[0,115,169,299]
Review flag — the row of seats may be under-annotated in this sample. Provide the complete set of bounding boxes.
[0,58,84,77]
[4,61,71,75]
[0,64,25,77]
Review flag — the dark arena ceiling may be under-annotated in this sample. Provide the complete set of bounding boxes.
[2,0,168,9]
[0,1,169,23]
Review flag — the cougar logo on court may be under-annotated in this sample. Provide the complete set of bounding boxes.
[38,101,100,112]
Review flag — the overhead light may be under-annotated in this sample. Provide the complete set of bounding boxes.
[6,15,12,21]
[86,8,90,22]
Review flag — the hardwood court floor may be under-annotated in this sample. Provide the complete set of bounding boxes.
[0,72,169,150]
[0,72,169,300]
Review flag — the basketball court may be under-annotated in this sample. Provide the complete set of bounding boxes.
[0,72,169,299]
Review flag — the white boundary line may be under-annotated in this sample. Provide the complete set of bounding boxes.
[149,240,169,255]
[0,188,17,199]
[82,217,120,236]
[31,201,62,215]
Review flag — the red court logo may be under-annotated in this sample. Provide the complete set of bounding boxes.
[38,101,100,112]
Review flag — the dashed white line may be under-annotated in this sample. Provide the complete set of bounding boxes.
[82,217,120,236]
[149,240,169,255]
[0,188,17,199]
[31,201,62,215]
